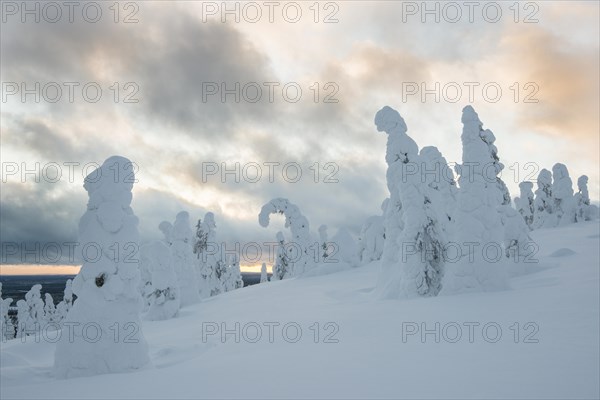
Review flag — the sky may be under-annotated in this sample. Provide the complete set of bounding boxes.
[1,1,598,274]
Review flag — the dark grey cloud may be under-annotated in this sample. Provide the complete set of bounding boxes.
[2,4,282,140]
[0,182,83,264]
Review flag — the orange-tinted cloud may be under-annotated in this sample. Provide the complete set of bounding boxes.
[499,25,599,142]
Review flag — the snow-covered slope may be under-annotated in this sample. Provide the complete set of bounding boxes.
[1,222,599,399]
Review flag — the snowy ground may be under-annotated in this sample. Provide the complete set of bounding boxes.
[1,221,599,399]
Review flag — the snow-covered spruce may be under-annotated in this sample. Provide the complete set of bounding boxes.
[260,263,268,283]
[501,206,535,262]
[194,212,226,298]
[533,169,556,229]
[575,175,599,222]
[552,163,576,227]
[0,282,15,340]
[138,244,155,312]
[376,106,411,291]
[259,198,312,277]
[271,231,288,281]
[54,156,149,378]
[419,145,457,229]
[479,121,533,261]
[479,128,511,207]
[159,221,173,246]
[171,211,200,306]
[43,293,57,326]
[374,106,447,298]
[515,181,535,229]
[330,228,359,266]
[141,241,180,321]
[223,254,244,292]
[357,200,386,264]
[55,279,73,324]
[16,284,44,337]
[440,106,508,295]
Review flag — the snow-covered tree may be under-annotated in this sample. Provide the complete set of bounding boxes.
[17,284,44,337]
[357,215,384,264]
[260,263,268,283]
[479,129,511,207]
[16,300,29,338]
[357,200,386,264]
[213,260,228,294]
[194,212,224,298]
[43,293,57,326]
[272,231,289,280]
[259,198,312,277]
[159,221,173,245]
[574,175,598,222]
[54,155,149,378]
[478,120,532,261]
[223,254,243,292]
[374,106,448,298]
[171,211,200,306]
[138,245,154,312]
[419,145,457,227]
[318,224,329,261]
[193,218,207,258]
[533,169,556,229]
[501,206,535,261]
[440,106,508,295]
[552,163,576,226]
[142,241,180,321]
[515,181,535,229]
[376,107,412,287]
[0,283,15,340]
[331,228,359,266]
[55,279,73,324]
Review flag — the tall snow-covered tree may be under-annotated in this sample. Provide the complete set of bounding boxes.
[479,129,511,206]
[357,200,386,264]
[533,169,556,229]
[272,231,289,280]
[515,181,535,229]
[171,211,200,306]
[0,283,15,340]
[142,241,180,321]
[213,259,228,294]
[374,106,447,298]
[159,221,173,245]
[331,228,359,266]
[54,156,149,378]
[440,106,508,295]
[260,263,268,283]
[55,279,73,323]
[259,198,312,277]
[419,145,457,227]
[376,107,412,288]
[574,175,598,222]
[552,163,576,226]
[43,293,57,326]
[195,212,224,298]
[478,120,532,261]
[17,284,44,337]
[357,216,384,264]
[223,254,243,292]
[138,244,155,312]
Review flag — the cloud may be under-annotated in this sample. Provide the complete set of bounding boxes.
[498,25,599,143]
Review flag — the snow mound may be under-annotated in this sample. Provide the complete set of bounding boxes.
[549,248,576,257]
